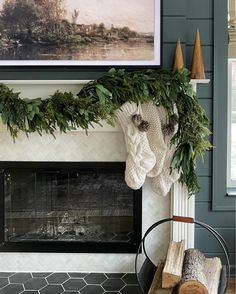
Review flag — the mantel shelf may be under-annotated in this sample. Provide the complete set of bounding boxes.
[190,79,210,84]
[0,80,92,85]
[0,79,211,85]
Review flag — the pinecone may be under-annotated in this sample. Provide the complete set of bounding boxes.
[162,114,178,136]
[131,114,143,127]
[162,124,175,136]
[138,120,150,132]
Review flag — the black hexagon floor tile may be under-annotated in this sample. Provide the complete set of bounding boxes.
[105,273,125,278]
[9,273,32,283]
[120,285,142,294]
[80,285,104,294]
[39,284,64,294]
[32,272,52,278]
[20,291,39,294]
[24,278,47,290]
[84,273,107,284]
[102,278,125,291]
[122,273,138,285]
[63,278,86,291]
[68,272,88,278]
[0,278,9,289]
[46,273,69,284]
[0,273,15,278]
[0,272,142,294]
[0,284,24,294]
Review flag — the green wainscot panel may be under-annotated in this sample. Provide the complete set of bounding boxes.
[196,176,211,202]
[186,19,213,46]
[0,68,107,81]
[196,72,213,98]
[163,16,187,43]
[197,150,212,177]
[187,0,213,19]
[199,99,213,123]
[163,0,186,16]
[195,227,235,252]
[196,203,236,227]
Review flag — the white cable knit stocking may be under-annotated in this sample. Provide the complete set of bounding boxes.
[142,102,167,177]
[151,106,180,196]
[116,102,156,190]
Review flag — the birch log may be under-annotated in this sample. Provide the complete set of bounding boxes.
[204,257,222,294]
[162,240,185,288]
[148,261,173,294]
[178,249,208,294]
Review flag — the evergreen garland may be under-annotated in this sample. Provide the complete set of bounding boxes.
[0,68,212,195]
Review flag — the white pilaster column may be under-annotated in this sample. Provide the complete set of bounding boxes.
[170,79,210,249]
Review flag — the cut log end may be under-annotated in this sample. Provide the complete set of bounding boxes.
[162,273,181,289]
[178,280,208,294]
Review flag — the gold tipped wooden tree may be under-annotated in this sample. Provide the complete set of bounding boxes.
[172,39,184,73]
[190,30,206,79]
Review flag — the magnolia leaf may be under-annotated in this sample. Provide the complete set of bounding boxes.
[108,68,116,74]
[96,84,111,97]
[96,88,106,104]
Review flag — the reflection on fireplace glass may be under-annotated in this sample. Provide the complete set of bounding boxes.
[4,169,135,244]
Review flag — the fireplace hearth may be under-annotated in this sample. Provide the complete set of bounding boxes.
[0,162,142,253]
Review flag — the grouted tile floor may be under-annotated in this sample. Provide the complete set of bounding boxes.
[0,272,142,294]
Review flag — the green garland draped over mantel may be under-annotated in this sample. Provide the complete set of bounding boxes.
[0,68,212,195]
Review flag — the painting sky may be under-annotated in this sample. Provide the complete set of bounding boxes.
[66,0,154,33]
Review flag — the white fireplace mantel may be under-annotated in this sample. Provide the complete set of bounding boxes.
[0,78,210,272]
[1,79,211,246]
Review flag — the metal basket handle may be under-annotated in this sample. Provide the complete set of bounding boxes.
[135,216,230,294]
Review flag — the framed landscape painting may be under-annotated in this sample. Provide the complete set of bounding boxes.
[0,0,161,66]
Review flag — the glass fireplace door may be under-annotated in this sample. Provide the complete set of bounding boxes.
[1,162,142,253]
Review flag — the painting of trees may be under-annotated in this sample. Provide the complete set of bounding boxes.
[0,0,157,65]
[1,0,43,41]
[0,0,73,43]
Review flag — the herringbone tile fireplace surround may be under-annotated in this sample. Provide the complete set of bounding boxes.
[0,82,170,273]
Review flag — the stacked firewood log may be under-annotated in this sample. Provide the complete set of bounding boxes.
[148,240,222,294]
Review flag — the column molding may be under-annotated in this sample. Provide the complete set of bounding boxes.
[170,79,210,249]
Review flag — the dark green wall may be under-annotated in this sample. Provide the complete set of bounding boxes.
[163,0,236,274]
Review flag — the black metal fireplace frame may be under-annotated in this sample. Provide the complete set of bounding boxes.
[0,161,142,253]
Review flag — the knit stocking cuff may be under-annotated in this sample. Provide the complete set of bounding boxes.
[115,101,140,129]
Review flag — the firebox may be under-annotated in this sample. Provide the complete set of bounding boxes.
[0,162,142,253]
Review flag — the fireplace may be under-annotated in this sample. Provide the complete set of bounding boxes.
[0,162,142,253]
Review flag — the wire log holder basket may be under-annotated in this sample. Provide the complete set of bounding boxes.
[135,215,230,294]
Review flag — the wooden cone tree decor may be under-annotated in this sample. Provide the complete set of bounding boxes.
[190,30,206,79]
[172,39,184,73]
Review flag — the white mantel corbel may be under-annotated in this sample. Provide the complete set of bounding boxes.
[171,78,210,249]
